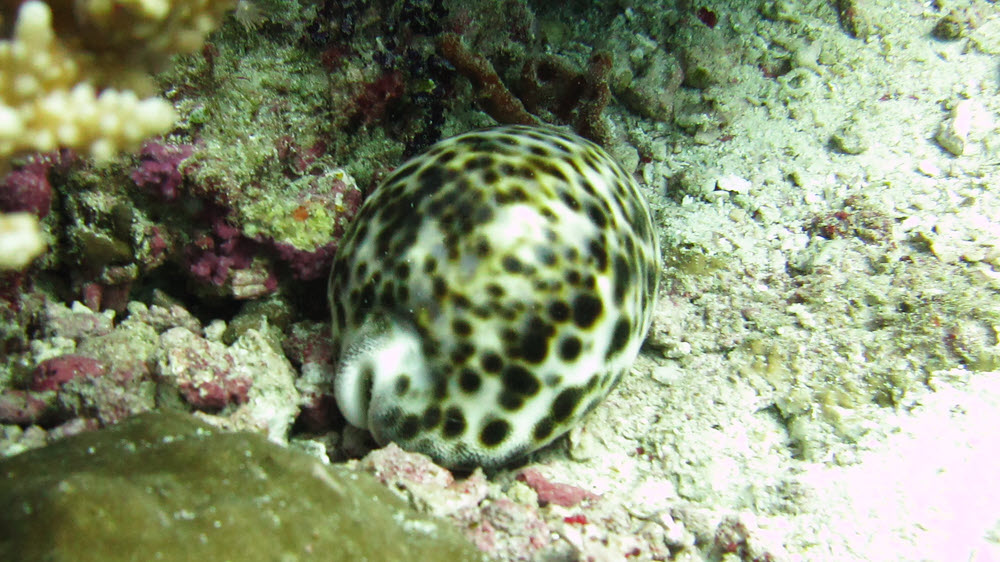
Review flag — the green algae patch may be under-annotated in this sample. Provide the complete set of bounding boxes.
[0,411,484,562]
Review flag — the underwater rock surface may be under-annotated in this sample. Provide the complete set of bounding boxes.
[0,410,483,561]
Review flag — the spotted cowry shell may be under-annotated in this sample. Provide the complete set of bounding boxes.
[328,126,659,469]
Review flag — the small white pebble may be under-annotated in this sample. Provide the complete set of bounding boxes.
[916,159,941,177]
[716,174,752,194]
[651,361,685,385]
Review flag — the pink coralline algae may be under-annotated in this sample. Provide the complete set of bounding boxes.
[30,355,107,392]
[159,327,253,411]
[131,142,196,201]
[475,496,552,555]
[281,321,334,367]
[361,443,460,490]
[0,157,53,217]
[275,137,330,176]
[352,70,406,126]
[145,226,170,262]
[177,376,252,411]
[186,219,276,295]
[40,302,115,341]
[355,444,555,559]
[0,271,26,308]
[272,241,338,281]
[0,390,52,425]
[283,321,337,430]
[15,353,155,426]
[81,279,133,314]
[516,468,601,508]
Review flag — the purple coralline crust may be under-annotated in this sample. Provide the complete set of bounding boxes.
[272,241,338,281]
[131,142,196,201]
[516,467,601,508]
[281,321,334,366]
[41,303,114,341]
[355,444,553,559]
[186,220,262,286]
[125,301,202,334]
[0,158,53,217]
[177,377,252,411]
[180,211,280,298]
[30,355,107,392]
[0,271,26,309]
[361,442,457,489]
[0,390,53,424]
[59,373,155,425]
[159,327,254,411]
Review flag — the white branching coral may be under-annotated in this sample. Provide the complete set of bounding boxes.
[0,212,46,270]
[0,0,235,165]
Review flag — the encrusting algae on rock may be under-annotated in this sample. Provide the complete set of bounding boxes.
[0,410,485,561]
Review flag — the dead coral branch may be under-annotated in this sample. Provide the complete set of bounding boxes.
[438,33,539,127]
